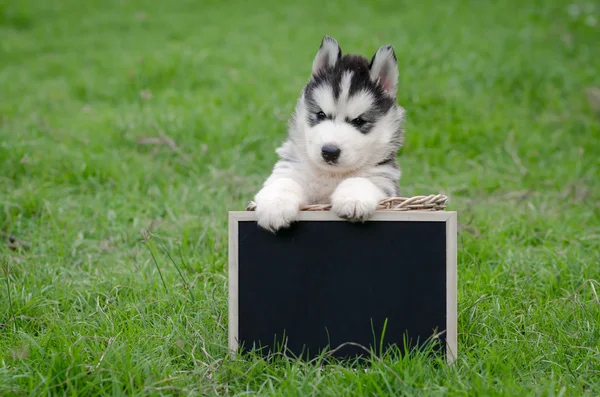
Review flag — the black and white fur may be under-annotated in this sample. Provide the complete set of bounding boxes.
[255,36,405,232]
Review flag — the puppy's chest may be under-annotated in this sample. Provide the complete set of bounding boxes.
[304,173,346,204]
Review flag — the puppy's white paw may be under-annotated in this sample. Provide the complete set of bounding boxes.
[331,196,378,222]
[255,196,300,232]
[254,180,303,232]
[331,178,385,222]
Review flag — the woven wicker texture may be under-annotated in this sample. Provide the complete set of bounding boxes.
[246,194,448,212]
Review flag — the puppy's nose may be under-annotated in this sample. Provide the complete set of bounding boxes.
[321,145,341,163]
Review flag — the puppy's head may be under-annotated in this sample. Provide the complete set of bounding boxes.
[295,36,404,173]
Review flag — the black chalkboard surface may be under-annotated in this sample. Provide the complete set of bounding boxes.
[228,211,457,362]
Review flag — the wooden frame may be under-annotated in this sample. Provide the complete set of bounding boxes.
[228,210,457,362]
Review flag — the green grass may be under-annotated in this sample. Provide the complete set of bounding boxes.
[1,0,599,395]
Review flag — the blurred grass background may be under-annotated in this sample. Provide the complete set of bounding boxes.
[1,0,599,395]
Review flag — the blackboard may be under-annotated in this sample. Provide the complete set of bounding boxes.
[229,211,457,362]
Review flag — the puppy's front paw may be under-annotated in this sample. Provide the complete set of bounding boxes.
[331,178,384,222]
[254,184,302,232]
[331,196,378,222]
[256,197,300,232]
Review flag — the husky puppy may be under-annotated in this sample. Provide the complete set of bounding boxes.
[254,36,405,232]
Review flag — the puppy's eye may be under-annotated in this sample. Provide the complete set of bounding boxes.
[351,117,366,127]
[316,111,327,121]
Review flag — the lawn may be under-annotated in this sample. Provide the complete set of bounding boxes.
[1,0,599,395]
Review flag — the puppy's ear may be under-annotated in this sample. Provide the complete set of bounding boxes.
[312,36,341,77]
[369,44,398,97]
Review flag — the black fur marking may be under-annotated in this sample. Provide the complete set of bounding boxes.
[356,123,374,134]
[376,156,398,167]
[344,116,373,134]
[304,54,396,130]
[305,108,333,127]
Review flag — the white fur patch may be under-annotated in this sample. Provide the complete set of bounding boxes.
[345,89,375,118]
[312,85,336,115]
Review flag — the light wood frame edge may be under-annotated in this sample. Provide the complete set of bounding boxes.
[228,212,240,356]
[445,212,458,363]
[228,210,458,363]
